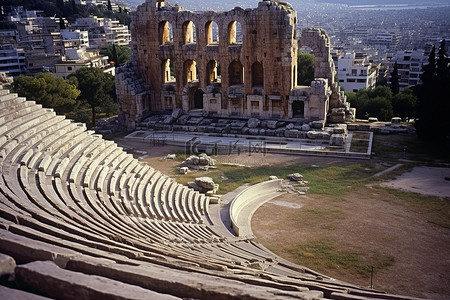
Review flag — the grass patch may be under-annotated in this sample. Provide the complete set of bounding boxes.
[350,139,369,153]
[176,161,382,195]
[286,239,395,277]
[372,134,450,162]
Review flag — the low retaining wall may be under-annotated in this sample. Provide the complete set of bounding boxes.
[229,179,284,237]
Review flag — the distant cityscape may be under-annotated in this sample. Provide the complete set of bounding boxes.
[0,0,448,93]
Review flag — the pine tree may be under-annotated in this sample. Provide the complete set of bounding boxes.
[415,42,450,140]
[422,45,436,86]
[107,0,113,11]
[112,43,118,64]
[390,62,400,95]
[436,40,450,139]
[71,0,78,14]
[59,17,66,30]
[436,40,448,83]
[56,0,64,10]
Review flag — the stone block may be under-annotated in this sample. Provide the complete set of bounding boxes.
[15,261,180,300]
[0,253,15,278]
[247,118,260,128]
[330,134,345,146]
[249,128,259,135]
[285,129,299,138]
[311,120,325,129]
[287,173,303,181]
[266,120,278,129]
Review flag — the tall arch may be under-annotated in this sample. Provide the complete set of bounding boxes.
[205,21,219,45]
[182,21,196,44]
[251,62,264,87]
[229,61,244,85]
[158,21,173,44]
[228,21,242,45]
[183,60,197,85]
[162,59,175,83]
[206,60,220,85]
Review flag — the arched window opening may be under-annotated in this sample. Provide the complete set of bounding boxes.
[158,21,173,44]
[229,61,244,85]
[182,21,197,44]
[205,21,219,45]
[157,0,165,8]
[206,60,221,85]
[184,60,197,85]
[163,59,176,83]
[297,50,315,86]
[251,62,264,87]
[228,21,242,45]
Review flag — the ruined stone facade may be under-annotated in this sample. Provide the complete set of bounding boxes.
[117,0,353,129]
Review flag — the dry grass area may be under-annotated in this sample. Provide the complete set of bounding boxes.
[115,134,450,300]
[252,187,450,299]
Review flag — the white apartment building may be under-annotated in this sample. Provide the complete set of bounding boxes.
[60,29,90,50]
[388,49,425,92]
[367,31,400,50]
[54,49,114,78]
[70,17,130,49]
[337,52,378,92]
[0,44,26,76]
[103,18,130,46]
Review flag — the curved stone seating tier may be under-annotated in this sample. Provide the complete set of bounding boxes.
[0,89,418,299]
[230,179,286,237]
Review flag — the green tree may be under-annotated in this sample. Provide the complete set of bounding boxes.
[70,67,116,127]
[415,42,450,140]
[12,73,80,114]
[390,62,399,95]
[366,96,393,121]
[369,85,393,99]
[107,0,112,11]
[100,44,130,65]
[59,17,65,29]
[392,88,416,118]
[297,52,315,86]
[347,86,392,120]
[112,43,118,64]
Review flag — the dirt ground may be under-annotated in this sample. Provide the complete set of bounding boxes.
[115,137,450,299]
[380,166,450,198]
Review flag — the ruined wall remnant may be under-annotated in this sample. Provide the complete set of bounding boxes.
[117,0,353,129]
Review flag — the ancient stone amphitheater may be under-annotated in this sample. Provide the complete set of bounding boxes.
[0,87,418,299]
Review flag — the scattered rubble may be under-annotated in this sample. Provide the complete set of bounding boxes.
[287,173,304,182]
[180,153,216,171]
[188,177,219,196]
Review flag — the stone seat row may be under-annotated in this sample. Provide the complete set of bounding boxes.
[0,93,208,227]
[0,90,417,300]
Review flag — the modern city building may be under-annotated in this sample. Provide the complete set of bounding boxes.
[0,44,26,76]
[388,49,425,91]
[337,52,378,92]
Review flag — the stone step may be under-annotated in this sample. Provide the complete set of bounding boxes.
[0,285,53,300]
[15,260,182,300]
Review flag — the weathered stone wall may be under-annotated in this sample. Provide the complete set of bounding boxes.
[117,0,353,129]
